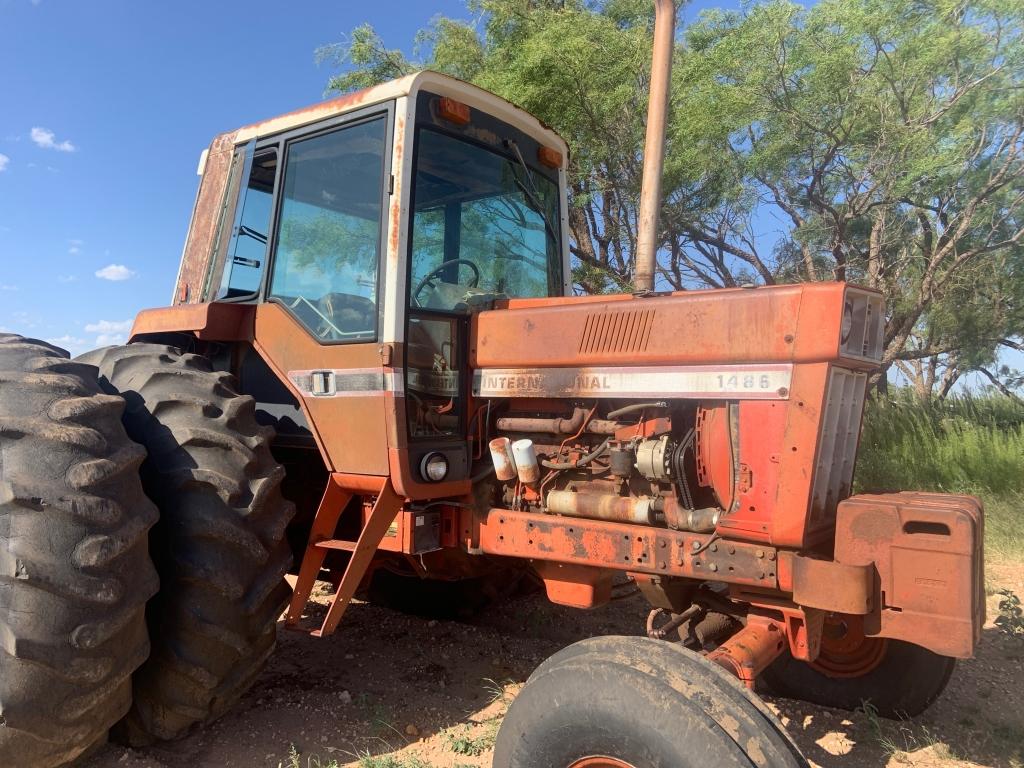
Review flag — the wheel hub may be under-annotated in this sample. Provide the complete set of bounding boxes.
[810,614,888,678]
[568,758,638,768]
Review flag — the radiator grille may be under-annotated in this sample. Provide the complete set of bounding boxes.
[809,367,867,524]
[578,309,657,355]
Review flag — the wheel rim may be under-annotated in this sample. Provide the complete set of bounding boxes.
[810,614,888,678]
[568,758,638,768]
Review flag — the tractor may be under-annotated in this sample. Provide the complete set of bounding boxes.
[0,2,983,766]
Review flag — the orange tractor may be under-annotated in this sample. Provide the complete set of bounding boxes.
[0,3,983,766]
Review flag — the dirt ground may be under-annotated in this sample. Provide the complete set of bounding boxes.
[85,561,1024,768]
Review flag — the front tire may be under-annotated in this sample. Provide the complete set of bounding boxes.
[761,635,955,717]
[81,343,295,744]
[0,335,158,767]
[494,636,806,768]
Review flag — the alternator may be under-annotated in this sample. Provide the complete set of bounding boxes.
[635,436,672,481]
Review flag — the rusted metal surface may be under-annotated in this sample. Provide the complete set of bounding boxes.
[706,616,787,688]
[478,508,778,588]
[496,406,590,434]
[833,492,984,659]
[568,756,635,768]
[546,490,654,525]
[658,497,719,533]
[511,439,541,485]
[130,302,255,342]
[173,131,239,306]
[473,283,877,369]
[489,437,518,481]
[646,605,700,639]
[810,614,888,678]
[633,0,676,293]
[791,554,873,615]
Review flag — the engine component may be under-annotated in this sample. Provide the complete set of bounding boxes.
[635,435,671,480]
[656,497,720,533]
[540,437,611,470]
[609,446,634,478]
[496,409,618,435]
[546,490,654,525]
[489,437,518,481]
[511,439,541,484]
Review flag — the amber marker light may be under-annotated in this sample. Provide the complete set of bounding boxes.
[537,146,562,168]
[438,97,470,125]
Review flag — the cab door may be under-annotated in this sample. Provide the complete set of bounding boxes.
[253,105,394,476]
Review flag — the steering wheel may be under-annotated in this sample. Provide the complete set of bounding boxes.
[412,259,481,304]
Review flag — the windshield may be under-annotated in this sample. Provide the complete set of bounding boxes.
[408,128,562,312]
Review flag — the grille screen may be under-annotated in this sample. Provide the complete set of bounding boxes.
[578,309,657,354]
[809,367,868,523]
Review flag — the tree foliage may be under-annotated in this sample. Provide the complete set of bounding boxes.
[319,0,1024,394]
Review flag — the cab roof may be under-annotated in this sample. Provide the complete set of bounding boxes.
[223,71,568,159]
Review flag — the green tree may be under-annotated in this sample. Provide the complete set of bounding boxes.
[318,0,1024,394]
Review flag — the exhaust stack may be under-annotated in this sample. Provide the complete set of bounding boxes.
[634,0,676,293]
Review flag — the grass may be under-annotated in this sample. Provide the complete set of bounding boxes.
[856,392,1024,559]
[859,701,956,762]
[443,718,499,757]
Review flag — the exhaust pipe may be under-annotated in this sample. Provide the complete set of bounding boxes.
[634,0,677,294]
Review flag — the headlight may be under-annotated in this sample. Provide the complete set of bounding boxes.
[420,452,449,482]
[840,288,885,362]
[841,301,853,344]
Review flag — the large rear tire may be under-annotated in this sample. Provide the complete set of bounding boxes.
[0,335,158,767]
[81,343,295,744]
[494,636,807,768]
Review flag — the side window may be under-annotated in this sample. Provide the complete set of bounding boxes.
[269,117,388,342]
[218,148,277,299]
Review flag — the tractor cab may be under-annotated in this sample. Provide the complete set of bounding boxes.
[160,71,570,495]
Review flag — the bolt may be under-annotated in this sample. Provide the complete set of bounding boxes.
[756,549,765,559]
[709,563,718,572]
[660,562,667,570]
[692,541,701,551]
[758,571,766,579]
[784,334,794,343]
[728,546,736,554]
[660,540,667,549]
[710,543,718,552]
[767,551,776,561]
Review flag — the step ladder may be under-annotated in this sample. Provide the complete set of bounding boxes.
[285,473,403,637]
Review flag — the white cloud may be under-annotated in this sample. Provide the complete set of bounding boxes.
[0,154,9,172]
[84,320,132,348]
[30,127,75,153]
[84,319,132,334]
[0,284,18,291]
[95,264,136,281]
[68,238,83,255]
[94,333,127,346]
[47,334,87,354]
[58,274,78,283]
